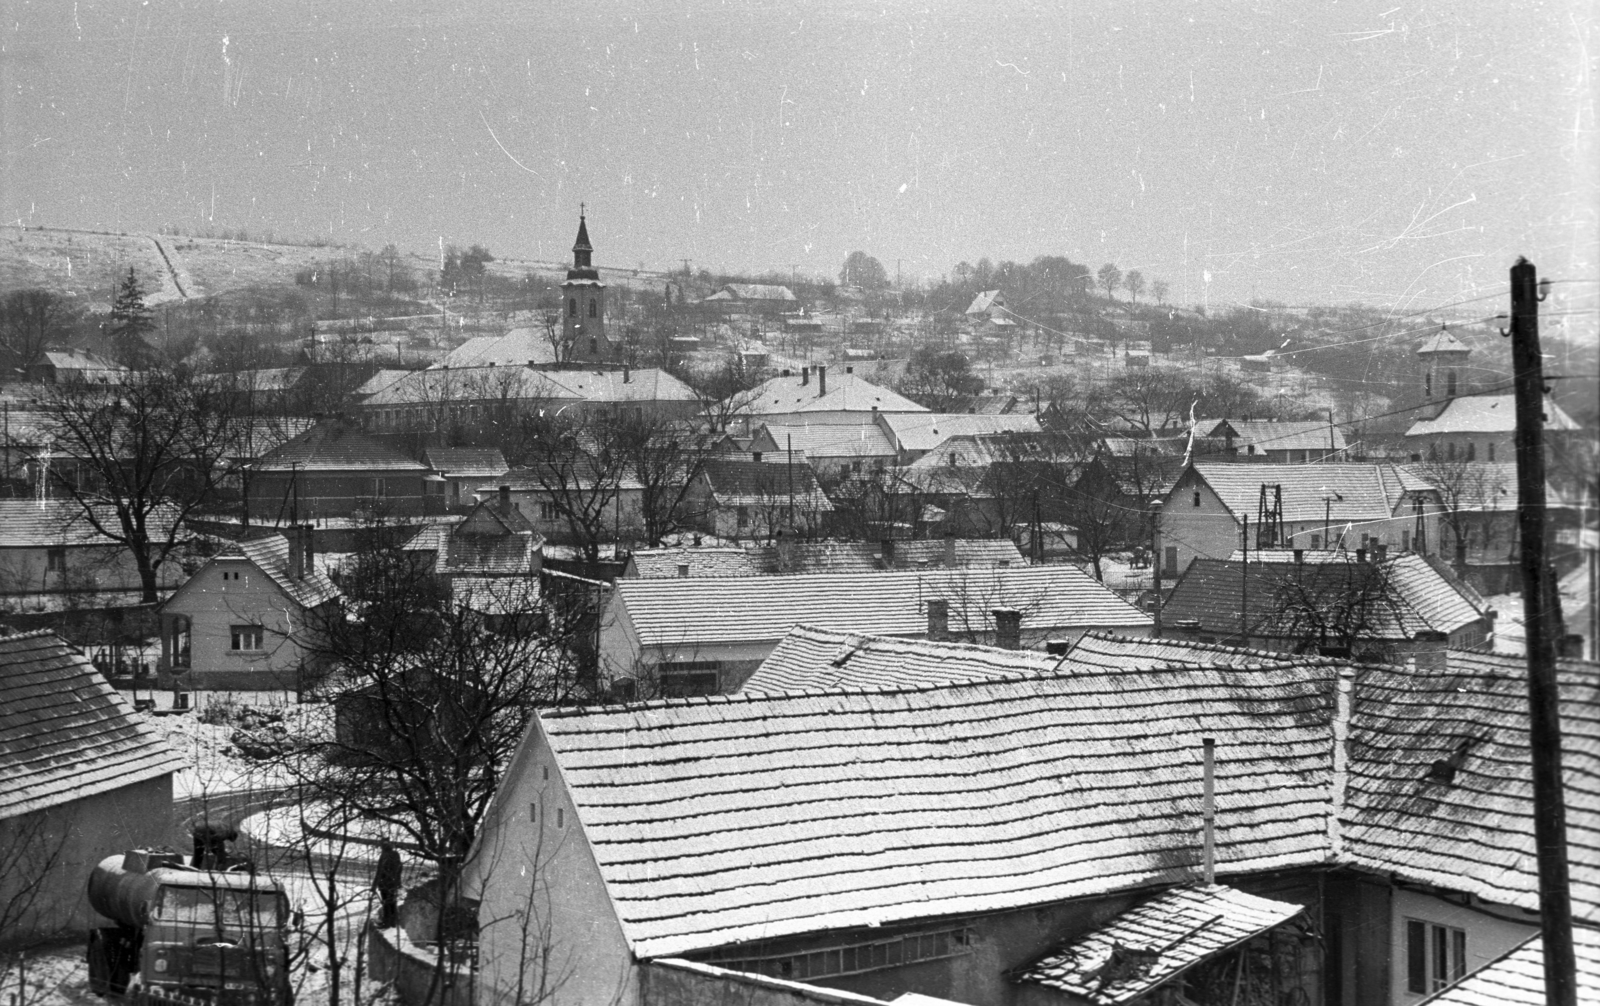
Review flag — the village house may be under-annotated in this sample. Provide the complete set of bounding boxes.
[747,421,899,481]
[470,472,645,549]
[0,499,183,611]
[359,364,699,433]
[1403,391,1580,464]
[1158,461,1443,580]
[874,412,1043,464]
[733,365,929,428]
[743,535,1025,575]
[423,446,509,508]
[157,527,339,691]
[597,564,1151,694]
[25,349,127,385]
[699,283,801,315]
[1161,549,1492,658]
[622,546,762,579]
[245,419,445,521]
[686,457,834,541]
[0,630,183,940]
[464,631,1594,1006]
[1202,418,1347,463]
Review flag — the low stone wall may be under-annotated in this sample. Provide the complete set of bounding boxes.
[366,924,475,1006]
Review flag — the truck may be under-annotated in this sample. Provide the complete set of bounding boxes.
[86,848,292,1006]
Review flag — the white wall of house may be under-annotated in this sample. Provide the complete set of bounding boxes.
[465,722,639,1006]
[160,557,314,688]
[0,544,174,601]
[1388,887,1538,1005]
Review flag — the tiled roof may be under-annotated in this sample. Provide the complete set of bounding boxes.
[1416,331,1470,355]
[251,421,430,473]
[1418,927,1600,1005]
[722,283,797,302]
[1163,555,1485,641]
[36,349,125,373]
[1405,393,1579,437]
[1340,649,1600,922]
[965,290,1002,315]
[232,367,304,392]
[737,372,929,416]
[702,459,833,510]
[433,329,557,369]
[611,565,1150,648]
[1206,419,1346,453]
[1398,461,1566,512]
[1061,631,1346,674]
[1221,550,1486,634]
[476,464,646,494]
[878,413,1043,453]
[911,432,1087,470]
[556,368,699,404]
[451,575,540,615]
[362,365,580,408]
[423,447,508,478]
[752,423,897,459]
[236,535,341,608]
[1189,462,1415,523]
[744,538,1025,574]
[1014,884,1306,1003]
[0,500,175,549]
[534,663,1337,958]
[440,503,541,575]
[626,548,761,579]
[741,624,1062,694]
[0,630,184,817]
[351,369,414,397]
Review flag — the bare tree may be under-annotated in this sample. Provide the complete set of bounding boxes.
[1152,279,1170,306]
[0,290,81,363]
[1123,270,1146,307]
[1097,263,1122,302]
[613,419,716,547]
[38,364,240,602]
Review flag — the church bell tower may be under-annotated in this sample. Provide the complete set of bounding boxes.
[562,206,608,362]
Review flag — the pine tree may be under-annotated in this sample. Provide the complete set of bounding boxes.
[108,268,156,368]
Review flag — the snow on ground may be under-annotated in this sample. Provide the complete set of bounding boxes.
[140,695,332,800]
[1485,562,1592,657]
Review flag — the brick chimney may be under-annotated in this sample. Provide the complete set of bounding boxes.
[1412,629,1449,671]
[499,485,512,516]
[300,524,315,579]
[993,608,1022,650]
[801,366,810,386]
[944,531,958,568]
[287,530,304,580]
[1375,543,1388,562]
[927,599,949,642]
[1559,634,1586,659]
[817,364,827,397]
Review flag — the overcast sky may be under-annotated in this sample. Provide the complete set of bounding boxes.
[2,1,1594,309]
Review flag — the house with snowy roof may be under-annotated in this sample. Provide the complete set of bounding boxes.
[464,633,1598,1006]
[246,419,445,521]
[0,631,183,940]
[157,527,339,691]
[1159,461,1444,580]
[1203,419,1347,463]
[733,364,929,427]
[597,564,1150,695]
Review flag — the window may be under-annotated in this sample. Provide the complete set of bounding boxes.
[230,625,264,652]
[736,505,750,529]
[659,660,721,697]
[588,300,597,318]
[568,298,577,316]
[589,338,598,355]
[1466,442,1476,461]
[1403,529,1412,552]
[374,478,388,498]
[1164,546,1178,573]
[539,502,558,521]
[1407,920,1466,994]
[1425,372,1433,397]
[528,803,537,823]
[1488,443,1496,462]
[1446,371,1457,397]
[1310,535,1322,550]
[46,548,66,573]
[1447,442,1456,460]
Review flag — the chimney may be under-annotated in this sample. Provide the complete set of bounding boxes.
[301,524,315,578]
[623,362,630,383]
[1293,548,1304,564]
[1412,629,1449,672]
[1356,548,1366,564]
[1201,738,1216,886]
[926,599,949,642]
[846,366,853,374]
[817,364,827,397]
[499,485,512,516]
[1375,543,1388,562]
[880,538,897,569]
[801,366,810,386]
[775,529,795,572]
[993,608,1022,650]
[944,531,957,568]
[287,530,305,581]
[1044,639,1071,656]
[752,451,762,463]
[1559,634,1585,659]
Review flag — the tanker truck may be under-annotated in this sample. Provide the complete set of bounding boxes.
[86,848,291,1006]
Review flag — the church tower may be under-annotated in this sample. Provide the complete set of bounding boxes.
[1414,328,1471,418]
[562,207,609,364]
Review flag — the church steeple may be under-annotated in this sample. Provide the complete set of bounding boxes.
[561,207,608,362]
[569,203,597,279]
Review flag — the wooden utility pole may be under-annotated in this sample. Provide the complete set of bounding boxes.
[1509,256,1577,1006]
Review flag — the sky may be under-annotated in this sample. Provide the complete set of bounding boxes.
[1,0,1595,310]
